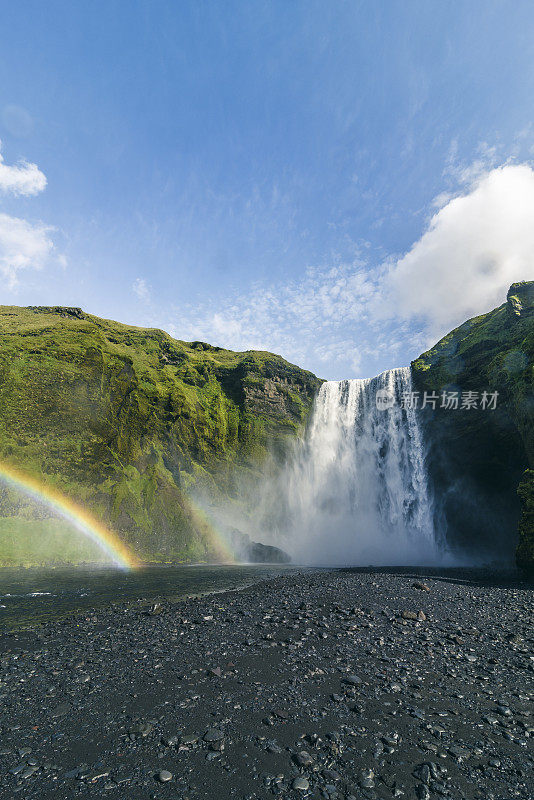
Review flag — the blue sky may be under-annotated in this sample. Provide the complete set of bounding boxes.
[1,1,534,378]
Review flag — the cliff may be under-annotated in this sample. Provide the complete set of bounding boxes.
[412,281,534,571]
[0,306,320,564]
[1,284,533,572]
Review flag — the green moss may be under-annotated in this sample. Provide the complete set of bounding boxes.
[0,516,105,565]
[0,305,321,565]
[412,281,534,567]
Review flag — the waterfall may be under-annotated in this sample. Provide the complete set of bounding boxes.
[267,367,441,565]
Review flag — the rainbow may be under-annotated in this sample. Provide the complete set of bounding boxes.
[187,500,237,564]
[0,462,138,570]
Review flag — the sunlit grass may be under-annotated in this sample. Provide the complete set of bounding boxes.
[0,516,107,566]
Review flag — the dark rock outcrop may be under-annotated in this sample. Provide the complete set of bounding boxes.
[412,281,533,569]
[224,527,291,563]
[516,469,534,576]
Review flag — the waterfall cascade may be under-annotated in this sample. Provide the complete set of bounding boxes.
[268,367,441,565]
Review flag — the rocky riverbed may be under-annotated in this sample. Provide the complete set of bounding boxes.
[0,568,532,800]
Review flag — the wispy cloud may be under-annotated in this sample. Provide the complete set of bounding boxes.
[164,162,534,378]
[0,141,47,197]
[0,213,56,288]
[167,262,390,377]
[132,277,151,302]
[0,142,61,289]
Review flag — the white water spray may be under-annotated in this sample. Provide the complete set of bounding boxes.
[264,367,443,565]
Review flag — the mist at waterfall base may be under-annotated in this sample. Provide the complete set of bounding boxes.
[246,368,457,567]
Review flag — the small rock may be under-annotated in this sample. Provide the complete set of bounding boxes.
[50,702,71,717]
[203,728,225,742]
[294,751,314,767]
[128,722,153,739]
[448,745,470,760]
[20,765,39,779]
[273,708,289,719]
[359,768,375,788]
[181,733,199,744]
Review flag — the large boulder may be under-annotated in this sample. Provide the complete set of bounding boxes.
[225,527,291,564]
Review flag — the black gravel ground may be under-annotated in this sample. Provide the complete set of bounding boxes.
[0,568,532,800]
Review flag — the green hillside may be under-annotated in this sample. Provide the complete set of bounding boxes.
[0,305,321,564]
[1,286,532,572]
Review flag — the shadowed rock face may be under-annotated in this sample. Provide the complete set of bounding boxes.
[516,470,534,575]
[225,528,291,564]
[507,281,534,318]
[412,281,534,570]
[0,305,320,565]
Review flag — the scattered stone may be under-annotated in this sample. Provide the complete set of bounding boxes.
[415,785,430,800]
[203,729,225,742]
[273,708,289,720]
[0,568,529,800]
[400,610,427,621]
[50,702,71,717]
[359,768,375,789]
[20,765,39,779]
[496,704,512,716]
[128,722,153,740]
[294,750,314,767]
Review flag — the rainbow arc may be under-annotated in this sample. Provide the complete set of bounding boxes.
[0,462,138,570]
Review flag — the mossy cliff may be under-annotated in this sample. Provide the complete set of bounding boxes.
[0,306,321,564]
[1,286,533,571]
[412,281,534,571]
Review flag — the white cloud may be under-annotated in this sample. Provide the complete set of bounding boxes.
[132,277,151,302]
[0,142,60,288]
[0,142,47,197]
[0,212,55,288]
[386,164,534,336]
[167,263,385,378]
[165,163,534,379]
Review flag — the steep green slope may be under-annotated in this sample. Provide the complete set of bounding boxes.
[412,281,534,571]
[0,306,321,564]
[2,288,532,571]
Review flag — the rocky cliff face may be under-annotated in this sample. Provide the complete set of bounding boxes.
[0,306,321,563]
[1,288,532,572]
[412,281,534,571]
